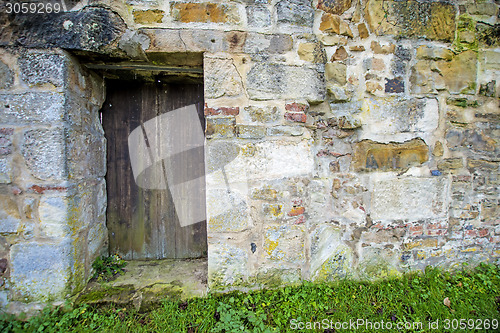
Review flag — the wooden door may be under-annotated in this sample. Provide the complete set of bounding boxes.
[102,80,207,260]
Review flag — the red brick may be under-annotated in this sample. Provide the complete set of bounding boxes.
[204,104,239,116]
[288,206,305,216]
[29,185,67,194]
[284,112,307,123]
[478,228,489,237]
[285,103,308,113]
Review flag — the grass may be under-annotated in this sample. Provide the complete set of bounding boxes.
[1,263,499,332]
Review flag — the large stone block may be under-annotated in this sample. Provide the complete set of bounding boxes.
[353,138,429,172]
[171,2,240,24]
[10,240,71,301]
[244,33,293,54]
[204,58,243,99]
[243,105,280,123]
[437,50,478,95]
[371,177,450,220]
[0,195,21,234]
[310,224,351,280]
[22,129,67,181]
[364,0,456,42]
[206,140,314,185]
[358,97,439,137]
[0,92,65,125]
[208,240,248,289]
[277,0,314,27]
[18,51,65,87]
[207,189,249,232]
[39,196,70,238]
[246,63,325,103]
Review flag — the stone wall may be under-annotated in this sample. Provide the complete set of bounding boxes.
[0,48,107,313]
[0,0,498,309]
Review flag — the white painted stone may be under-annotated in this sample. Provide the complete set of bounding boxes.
[206,140,314,187]
[371,176,450,220]
[39,196,70,237]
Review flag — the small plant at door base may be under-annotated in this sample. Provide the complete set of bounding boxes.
[91,254,127,282]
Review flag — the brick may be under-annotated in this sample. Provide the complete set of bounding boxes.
[409,224,423,236]
[288,206,305,216]
[285,102,308,113]
[284,112,307,123]
[204,104,240,116]
[353,138,429,172]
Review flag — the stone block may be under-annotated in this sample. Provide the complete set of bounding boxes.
[10,240,71,301]
[171,2,240,24]
[208,240,248,289]
[132,9,164,24]
[251,186,278,201]
[244,33,293,54]
[208,188,250,232]
[317,0,352,15]
[206,117,236,139]
[205,140,314,185]
[0,92,65,125]
[39,196,70,238]
[204,58,243,99]
[371,41,395,54]
[437,158,464,171]
[416,45,454,61]
[331,46,348,61]
[246,6,271,28]
[277,0,314,27]
[310,224,351,280]
[0,128,13,156]
[267,126,304,137]
[246,63,325,103]
[18,51,65,87]
[359,97,438,135]
[365,0,456,42]
[0,60,13,89]
[22,129,67,181]
[319,14,353,37]
[298,42,327,63]
[353,138,429,172]
[244,105,280,123]
[357,22,369,38]
[0,195,21,234]
[237,125,266,139]
[477,23,500,47]
[0,157,12,183]
[325,62,346,85]
[263,224,305,263]
[437,50,478,95]
[371,177,450,220]
[385,77,404,93]
[87,221,107,260]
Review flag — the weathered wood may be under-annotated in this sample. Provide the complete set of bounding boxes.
[102,80,206,259]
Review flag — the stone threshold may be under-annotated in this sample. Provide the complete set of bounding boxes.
[74,258,208,311]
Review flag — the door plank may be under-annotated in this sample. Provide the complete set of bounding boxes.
[102,80,207,259]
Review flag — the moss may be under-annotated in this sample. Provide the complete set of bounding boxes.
[75,284,135,305]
